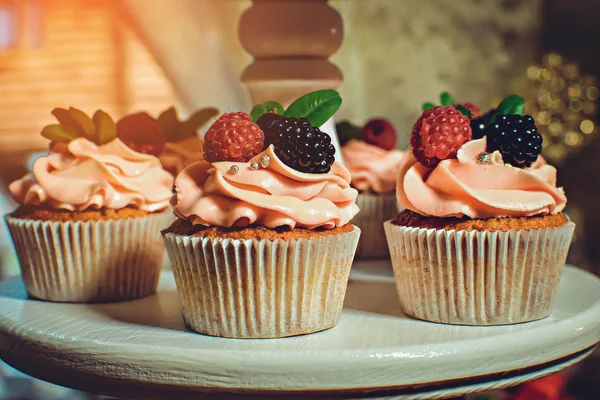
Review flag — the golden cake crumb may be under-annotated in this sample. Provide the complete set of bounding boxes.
[10,205,166,222]
[162,218,354,240]
[392,209,568,232]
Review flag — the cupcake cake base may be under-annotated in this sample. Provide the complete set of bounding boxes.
[384,211,575,325]
[352,193,399,259]
[162,222,360,338]
[5,206,172,303]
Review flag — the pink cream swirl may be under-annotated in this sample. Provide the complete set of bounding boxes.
[341,139,407,194]
[172,145,359,229]
[9,138,174,212]
[396,138,567,219]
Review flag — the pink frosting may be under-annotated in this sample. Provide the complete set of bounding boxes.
[173,145,359,229]
[10,138,174,212]
[341,139,407,194]
[159,137,204,177]
[396,138,567,218]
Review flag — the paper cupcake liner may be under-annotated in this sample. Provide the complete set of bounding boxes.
[5,211,172,303]
[384,220,575,325]
[352,193,401,259]
[162,226,361,338]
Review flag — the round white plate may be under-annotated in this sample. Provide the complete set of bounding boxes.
[0,264,598,399]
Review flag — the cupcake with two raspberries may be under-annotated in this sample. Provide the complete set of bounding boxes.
[6,107,174,302]
[162,90,361,338]
[116,106,219,177]
[385,93,574,325]
[337,118,407,259]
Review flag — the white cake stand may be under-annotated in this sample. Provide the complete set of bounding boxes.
[0,263,598,400]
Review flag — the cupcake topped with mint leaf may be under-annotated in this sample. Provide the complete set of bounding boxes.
[385,92,573,326]
[335,116,407,259]
[163,90,360,339]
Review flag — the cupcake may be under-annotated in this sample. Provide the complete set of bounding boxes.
[162,90,360,338]
[339,119,407,258]
[117,106,219,177]
[384,94,574,325]
[5,107,174,303]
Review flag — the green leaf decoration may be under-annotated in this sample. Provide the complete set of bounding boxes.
[335,120,363,146]
[182,107,219,138]
[440,92,455,106]
[283,89,342,127]
[455,105,471,117]
[422,102,435,112]
[41,124,76,143]
[93,110,117,145]
[490,94,525,122]
[250,101,284,122]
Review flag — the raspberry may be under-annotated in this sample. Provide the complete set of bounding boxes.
[455,102,481,118]
[263,116,336,174]
[470,108,496,140]
[116,112,165,157]
[410,106,472,168]
[203,112,265,162]
[363,118,397,150]
[485,114,542,168]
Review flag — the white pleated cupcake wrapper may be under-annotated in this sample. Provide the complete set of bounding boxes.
[352,193,401,259]
[5,212,172,303]
[384,221,575,325]
[163,226,361,338]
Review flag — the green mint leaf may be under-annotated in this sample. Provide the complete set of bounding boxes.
[455,105,471,117]
[422,102,435,112]
[490,94,525,122]
[335,120,363,146]
[440,92,455,106]
[283,89,342,127]
[250,101,284,122]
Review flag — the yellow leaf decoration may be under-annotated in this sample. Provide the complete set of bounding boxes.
[157,107,182,142]
[42,107,117,146]
[68,107,96,140]
[157,106,219,142]
[51,108,82,138]
[41,124,76,143]
[92,110,117,145]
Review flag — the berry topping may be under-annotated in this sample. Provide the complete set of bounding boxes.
[485,114,543,168]
[263,116,336,174]
[410,106,472,168]
[203,112,265,162]
[256,111,284,133]
[116,112,165,156]
[454,102,481,118]
[363,118,397,150]
[470,108,496,140]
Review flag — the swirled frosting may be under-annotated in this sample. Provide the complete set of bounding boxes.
[159,137,204,177]
[10,138,174,212]
[341,139,407,194]
[173,145,359,229]
[396,138,567,219]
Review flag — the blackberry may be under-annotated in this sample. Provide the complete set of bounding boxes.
[485,114,543,168]
[470,108,496,140]
[262,116,336,174]
[256,112,283,134]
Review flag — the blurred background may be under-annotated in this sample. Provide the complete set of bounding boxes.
[0,0,599,399]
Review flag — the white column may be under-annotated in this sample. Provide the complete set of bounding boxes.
[238,0,345,162]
